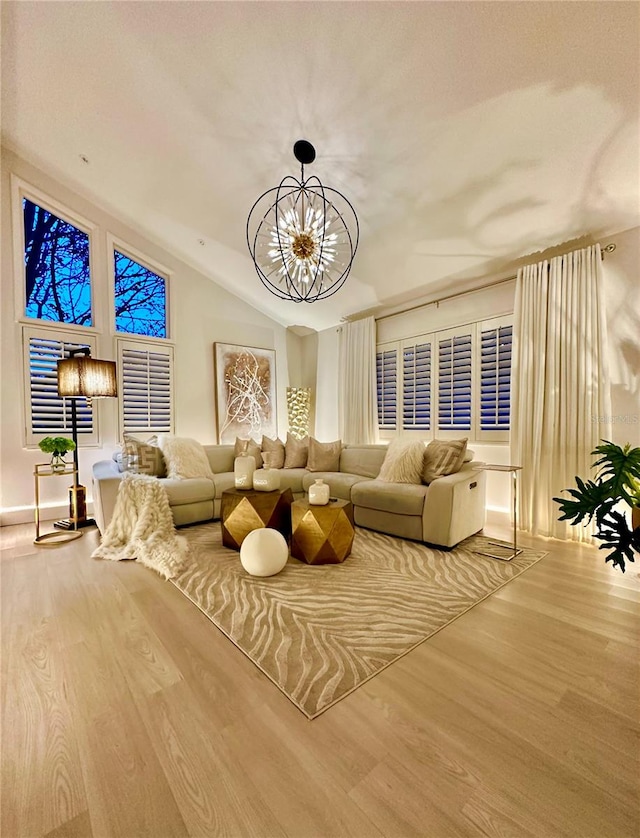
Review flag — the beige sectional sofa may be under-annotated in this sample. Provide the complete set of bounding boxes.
[92,443,487,548]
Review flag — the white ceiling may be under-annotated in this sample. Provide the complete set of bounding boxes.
[2,1,639,332]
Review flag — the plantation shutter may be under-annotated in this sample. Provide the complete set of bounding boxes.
[403,340,431,431]
[119,342,174,434]
[376,347,397,430]
[438,332,472,431]
[26,330,95,441]
[480,324,512,431]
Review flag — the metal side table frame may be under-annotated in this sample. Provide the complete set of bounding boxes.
[473,464,523,561]
[34,463,83,545]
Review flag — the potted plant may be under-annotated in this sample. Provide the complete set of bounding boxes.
[38,436,76,473]
[554,440,640,572]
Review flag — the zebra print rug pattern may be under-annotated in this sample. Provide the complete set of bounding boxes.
[173,524,547,718]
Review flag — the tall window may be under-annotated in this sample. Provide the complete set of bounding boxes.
[118,341,174,435]
[403,340,431,431]
[437,331,473,432]
[480,322,512,432]
[376,348,397,430]
[23,198,92,326]
[114,249,168,338]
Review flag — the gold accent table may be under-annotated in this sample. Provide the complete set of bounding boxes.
[472,464,523,561]
[221,487,293,551]
[33,463,83,545]
[291,498,355,565]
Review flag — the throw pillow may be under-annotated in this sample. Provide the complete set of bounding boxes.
[307,437,342,472]
[121,434,166,477]
[234,437,263,469]
[378,439,425,484]
[157,436,215,480]
[283,432,309,469]
[422,438,468,484]
[261,435,285,469]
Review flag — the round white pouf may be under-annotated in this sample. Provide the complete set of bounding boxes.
[240,528,288,577]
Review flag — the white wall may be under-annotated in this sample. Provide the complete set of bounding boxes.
[0,149,293,524]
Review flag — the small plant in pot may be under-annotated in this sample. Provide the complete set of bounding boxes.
[553,440,640,572]
[38,436,76,472]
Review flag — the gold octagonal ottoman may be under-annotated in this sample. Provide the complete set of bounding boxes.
[291,498,355,564]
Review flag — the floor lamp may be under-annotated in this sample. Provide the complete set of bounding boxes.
[55,348,117,529]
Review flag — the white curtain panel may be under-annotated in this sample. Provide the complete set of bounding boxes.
[338,316,379,444]
[511,243,610,540]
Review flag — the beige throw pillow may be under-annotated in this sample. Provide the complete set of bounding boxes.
[422,438,468,484]
[284,432,309,468]
[307,438,342,472]
[234,437,263,469]
[378,439,425,484]
[158,436,215,480]
[122,434,166,477]
[261,435,285,469]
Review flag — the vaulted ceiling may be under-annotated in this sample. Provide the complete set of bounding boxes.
[2,1,639,331]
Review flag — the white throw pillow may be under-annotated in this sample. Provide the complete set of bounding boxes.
[378,438,425,484]
[157,436,214,480]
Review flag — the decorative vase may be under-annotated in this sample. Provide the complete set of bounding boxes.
[234,455,256,490]
[50,453,67,473]
[253,466,281,491]
[309,478,330,506]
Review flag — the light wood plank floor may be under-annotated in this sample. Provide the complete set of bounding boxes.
[1,518,638,838]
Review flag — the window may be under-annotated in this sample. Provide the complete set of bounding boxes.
[24,327,98,445]
[376,347,397,431]
[437,330,473,432]
[23,197,93,326]
[118,340,174,435]
[114,249,168,338]
[479,321,512,436]
[402,340,432,431]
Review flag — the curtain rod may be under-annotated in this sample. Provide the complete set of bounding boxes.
[372,242,616,324]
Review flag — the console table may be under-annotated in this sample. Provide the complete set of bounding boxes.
[33,463,83,545]
[472,464,523,561]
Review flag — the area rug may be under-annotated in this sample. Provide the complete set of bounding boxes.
[172,525,547,719]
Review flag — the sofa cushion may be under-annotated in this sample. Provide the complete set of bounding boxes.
[261,435,285,469]
[302,471,370,500]
[339,445,386,478]
[234,437,263,469]
[351,480,428,517]
[276,467,307,495]
[162,477,216,506]
[307,438,342,472]
[284,433,308,468]
[158,436,215,479]
[422,438,468,484]
[378,439,425,484]
[205,445,235,474]
[213,472,236,498]
[121,434,167,477]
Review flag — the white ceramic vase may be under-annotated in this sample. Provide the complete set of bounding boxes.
[309,478,330,505]
[253,467,281,491]
[234,455,256,490]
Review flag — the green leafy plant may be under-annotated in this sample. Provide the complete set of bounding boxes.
[554,440,640,572]
[38,436,76,457]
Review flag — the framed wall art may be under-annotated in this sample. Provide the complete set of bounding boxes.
[214,343,277,443]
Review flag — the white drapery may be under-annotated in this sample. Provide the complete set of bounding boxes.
[338,316,379,444]
[511,243,610,540]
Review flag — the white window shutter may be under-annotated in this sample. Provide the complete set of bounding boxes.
[438,333,472,432]
[376,348,397,431]
[119,341,174,434]
[480,324,512,431]
[403,341,431,431]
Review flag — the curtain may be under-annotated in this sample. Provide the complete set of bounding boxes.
[511,243,610,540]
[338,316,378,444]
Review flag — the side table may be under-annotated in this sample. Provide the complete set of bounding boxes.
[291,498,355,564]
[221,487,293,550]
[472,464,523,561]
[34,463,83,545]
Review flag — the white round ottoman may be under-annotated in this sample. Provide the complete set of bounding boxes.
[239,528,288,577]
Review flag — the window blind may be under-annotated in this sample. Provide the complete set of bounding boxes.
[438,333,472,431]
[480,324,512,430]
[403,341,431,431]
[376,348,397,430]
[121,344,173,433]
[28,336,94,435]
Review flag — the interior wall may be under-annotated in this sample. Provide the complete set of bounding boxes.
[0,148,292,524]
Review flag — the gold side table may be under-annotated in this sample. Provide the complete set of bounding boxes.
[291,498,355,565]
[473,464,523,561]
[221,487,293,550]
[34,463,83,545]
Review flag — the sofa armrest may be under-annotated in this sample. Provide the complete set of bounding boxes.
[92,459,124,534]
[422,465,486,548]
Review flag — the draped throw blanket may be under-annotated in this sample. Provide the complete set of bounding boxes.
[338,316,378,444]
[92,473,189,579]
[510,243,610,540]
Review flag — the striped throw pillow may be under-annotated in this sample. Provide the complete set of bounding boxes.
[422,438,468,484]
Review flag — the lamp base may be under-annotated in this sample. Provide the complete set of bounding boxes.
[53,517,95,530]
[53,483,94,530]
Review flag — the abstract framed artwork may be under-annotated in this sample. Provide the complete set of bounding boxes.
[214,343,277,443]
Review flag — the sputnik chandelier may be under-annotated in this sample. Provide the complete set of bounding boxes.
[246,140,359,303]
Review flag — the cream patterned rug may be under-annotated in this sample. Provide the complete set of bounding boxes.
[173,524,547,718]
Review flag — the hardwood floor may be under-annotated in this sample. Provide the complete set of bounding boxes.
[1,519,638,838]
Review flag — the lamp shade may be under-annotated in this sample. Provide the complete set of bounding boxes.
[57,356,117,398]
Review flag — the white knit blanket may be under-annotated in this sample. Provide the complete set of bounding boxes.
[92,473,189,579]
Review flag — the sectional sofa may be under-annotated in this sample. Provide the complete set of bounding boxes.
[92,443,487,549]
